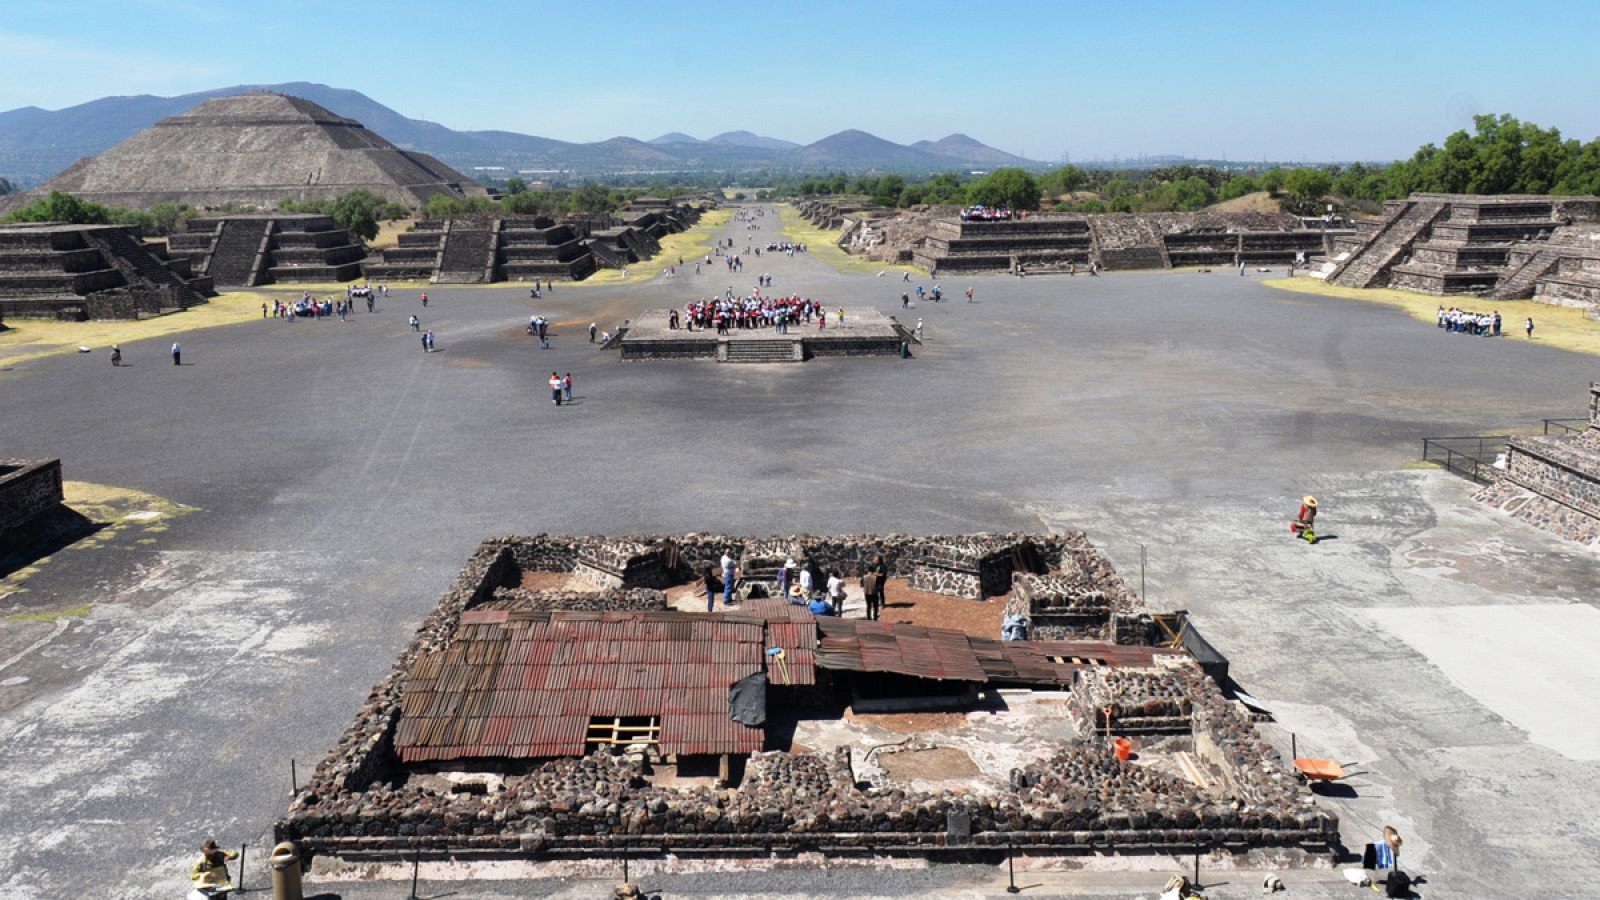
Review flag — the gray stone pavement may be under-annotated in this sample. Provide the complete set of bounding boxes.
[0,205,1596,898]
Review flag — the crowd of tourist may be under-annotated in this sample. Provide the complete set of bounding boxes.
[675,294,838,333]
[959,204,1026,222]
[1436,305,1504,336]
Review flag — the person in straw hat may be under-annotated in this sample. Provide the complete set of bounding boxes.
[189,837,238,898]
[1291,495,1319,543]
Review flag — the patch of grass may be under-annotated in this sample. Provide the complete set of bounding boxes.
[0,291,274,368]
[1262,277,1600,358]
[775,205,921,277]
[7,603,91,623]
[571,208,734,287]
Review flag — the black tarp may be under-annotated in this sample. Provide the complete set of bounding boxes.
[728,671,767,727]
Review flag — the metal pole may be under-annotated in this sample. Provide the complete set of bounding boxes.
[411,852,420,899]
[1193,850,1200,888]
[237,843,246,893]
[1006,840,1020,893]
[623,847,629,884]
[290,759,297,796]
[1291,732,1297,760]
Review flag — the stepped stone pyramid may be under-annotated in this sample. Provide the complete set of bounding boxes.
[8,93,487,211]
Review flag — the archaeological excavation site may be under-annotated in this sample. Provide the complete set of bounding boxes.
[276,532,1338,867]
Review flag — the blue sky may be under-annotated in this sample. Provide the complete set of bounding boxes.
[4,0,1599,162]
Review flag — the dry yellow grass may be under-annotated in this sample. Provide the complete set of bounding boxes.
[776,205,921,277]
[570,208,733,287]
[0,291,273,368]
[369,218,415,251]
[1207,191,1283,214]
[1263,277,1600,357]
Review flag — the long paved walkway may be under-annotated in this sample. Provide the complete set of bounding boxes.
[0,205,1596,897]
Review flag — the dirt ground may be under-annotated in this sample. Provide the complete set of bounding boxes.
[875,746,980,780]
[879,578,1007,639]
[844,709,970,735]
[518,570,575,590]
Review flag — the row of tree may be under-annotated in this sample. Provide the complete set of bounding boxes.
[785,115,1600,215]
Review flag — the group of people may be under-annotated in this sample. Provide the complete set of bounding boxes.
[959,204,1024,222]
[547,371,574,405]
[761,240,807,256]
[1436,305,1529,338]
[677,295,838,333]
[704,552,887,620]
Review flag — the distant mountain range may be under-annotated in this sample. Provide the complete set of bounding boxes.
[0,82,1044,186]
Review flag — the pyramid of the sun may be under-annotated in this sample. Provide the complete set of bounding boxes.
[18,93,487,211]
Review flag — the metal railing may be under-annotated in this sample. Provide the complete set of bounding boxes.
[1421,435,1509,484]
[1543,418,1589,435]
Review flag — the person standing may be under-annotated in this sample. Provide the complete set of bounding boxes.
[410,314,420,331]
[261,302,268,318]
[110,345,122,367]
[826,570,846,615]
[420,291,428,308]
[914,318,924,341]
[170,342,181,366]
[562,372,573,403]
[425,331,436,352]
[549,372,562,406]
[966,286,974,302]
[1525,316,1534,339]
[902,292,910,309]
[420,332,429,352]
[589,322,598,343]
[720,549,737,607]
[867,554,888,620]
[703,565,720,613]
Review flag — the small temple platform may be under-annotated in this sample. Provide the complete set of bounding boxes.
[617,308,909,362]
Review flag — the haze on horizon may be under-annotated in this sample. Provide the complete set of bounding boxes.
[4,0,1599,164]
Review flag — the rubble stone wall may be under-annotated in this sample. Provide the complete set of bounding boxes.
[277,532,1334,860]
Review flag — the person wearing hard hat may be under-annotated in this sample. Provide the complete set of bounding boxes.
[1291,496,1319,543]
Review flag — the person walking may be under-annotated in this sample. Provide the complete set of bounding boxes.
[966,286,974,302]
[866,554,888,620]
[261,302,268,318]
[562,372,573,403]
[1525,316,1535,339]
[170,342,181,366]
[420,292,429,308]
[425,331,436,352]
[410,314,420,331]
[588,322,598,343]
[110,345,122,367]
[549,372,563,406]
[902,292,910,309]
[914,318,924,341]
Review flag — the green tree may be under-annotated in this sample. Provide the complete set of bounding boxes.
[1039,165,1088,198]
[1218,175,1259,201]
[965,168,1041,211]
[4,190,113,225]
[0,177,14,196]
[1167,176,1215,211]
[870,174,906,207]
[504,177,528,196]
[1282,168,1334,213]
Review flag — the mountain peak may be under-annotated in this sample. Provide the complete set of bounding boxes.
[648,131,701,145]
[707,130,798,151]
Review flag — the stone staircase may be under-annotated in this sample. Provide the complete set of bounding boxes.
[207,219,272,286]
[434,225,495,283]
[719,338,802,363]
[81,228,208,309]
[1491,246,1563,299]
[1328,199,1446,288]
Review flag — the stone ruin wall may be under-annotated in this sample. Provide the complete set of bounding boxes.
[278,650,1333,858]
[0,458,65,534]
[1476,383,1600,546]
[277,533,1335,860]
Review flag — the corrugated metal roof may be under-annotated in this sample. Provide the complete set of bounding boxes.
[395,610,765,763]
[811,618,1149,685]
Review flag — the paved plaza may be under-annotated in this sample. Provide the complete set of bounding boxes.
[1,205,1598,898]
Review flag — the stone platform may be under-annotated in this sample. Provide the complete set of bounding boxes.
[617,308,907,362]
